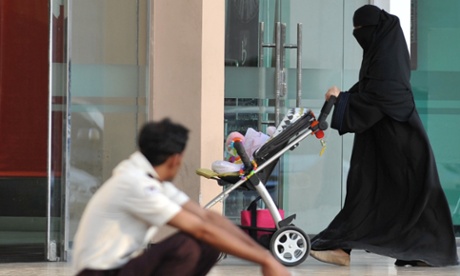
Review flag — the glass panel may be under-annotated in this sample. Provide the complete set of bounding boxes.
[411,0,460,235]
[279,0,367,235]
[224,0,281,223]
[49,0,69,261]
[223,0,367,235]
[67,0,149,251]
[0,1,49,262]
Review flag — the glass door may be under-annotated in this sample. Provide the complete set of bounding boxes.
[64,0,149,256]
[0,0,52,262]
[49,0,69,261]
[278,0,367,234]
[0,0,149,263]
[223,0,367,234]
[0,0,73,262]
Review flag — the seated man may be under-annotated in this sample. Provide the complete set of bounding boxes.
[73,118,290,276]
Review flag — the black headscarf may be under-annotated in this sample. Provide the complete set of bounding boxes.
[353,5,414,122]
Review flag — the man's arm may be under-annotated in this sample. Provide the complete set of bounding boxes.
[167,201,290,276]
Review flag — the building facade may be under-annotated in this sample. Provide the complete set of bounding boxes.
[0,0,459,263]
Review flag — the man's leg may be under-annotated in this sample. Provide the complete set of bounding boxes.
[119,232,220,276]
[191,235,222,275]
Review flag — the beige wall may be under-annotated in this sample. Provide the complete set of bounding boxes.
[150,0,225,212]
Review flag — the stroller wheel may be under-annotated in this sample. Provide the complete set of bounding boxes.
[216,252,227,263]
[269,226,310,266]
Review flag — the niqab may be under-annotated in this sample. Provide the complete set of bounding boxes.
[352,5,380,51]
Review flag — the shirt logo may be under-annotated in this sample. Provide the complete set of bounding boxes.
[144,186,159,197]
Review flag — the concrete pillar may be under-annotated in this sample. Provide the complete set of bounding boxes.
[149,0,225,216]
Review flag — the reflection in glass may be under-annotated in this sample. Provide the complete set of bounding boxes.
[65,0,149,252]
[411,0,460,235]
[223,0,368,235]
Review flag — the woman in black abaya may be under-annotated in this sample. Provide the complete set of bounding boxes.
[309,5,458,267]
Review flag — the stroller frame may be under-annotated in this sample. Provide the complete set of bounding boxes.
[199,97,336,266]
[204,125,314,221]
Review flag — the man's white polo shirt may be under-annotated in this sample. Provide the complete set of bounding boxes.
[72,151,190,273]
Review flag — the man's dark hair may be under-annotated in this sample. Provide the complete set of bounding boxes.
[137,118,189,166]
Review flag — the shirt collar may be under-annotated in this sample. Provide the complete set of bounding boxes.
[129,151,159,178]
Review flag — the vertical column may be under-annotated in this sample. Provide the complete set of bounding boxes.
[200,0,226,212]
[150,0,225,213]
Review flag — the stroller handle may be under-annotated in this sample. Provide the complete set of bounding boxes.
[233,140,253,172]
[317,95,337,130]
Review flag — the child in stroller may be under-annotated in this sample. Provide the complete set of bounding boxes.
[196,97,336,266]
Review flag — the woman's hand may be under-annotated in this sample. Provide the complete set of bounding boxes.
[325,86,340,100]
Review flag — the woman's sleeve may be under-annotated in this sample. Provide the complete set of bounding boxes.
[347,82,359,93]
[331,89,385,135]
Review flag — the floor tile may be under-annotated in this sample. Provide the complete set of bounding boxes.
[0,249,459,276]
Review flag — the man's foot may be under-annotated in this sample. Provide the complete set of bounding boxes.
[395,259,430,267]
[310,249,350,266]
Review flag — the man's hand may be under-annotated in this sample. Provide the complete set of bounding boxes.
[326,86,340,100]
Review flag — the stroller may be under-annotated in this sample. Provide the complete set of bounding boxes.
[196,97,336,266]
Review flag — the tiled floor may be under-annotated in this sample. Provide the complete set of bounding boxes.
[0,249,459,276]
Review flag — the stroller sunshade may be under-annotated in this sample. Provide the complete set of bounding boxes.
[255,108,314,161]
[252,108,315,182]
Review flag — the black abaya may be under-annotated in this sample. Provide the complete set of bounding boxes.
[311,5,458,266]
